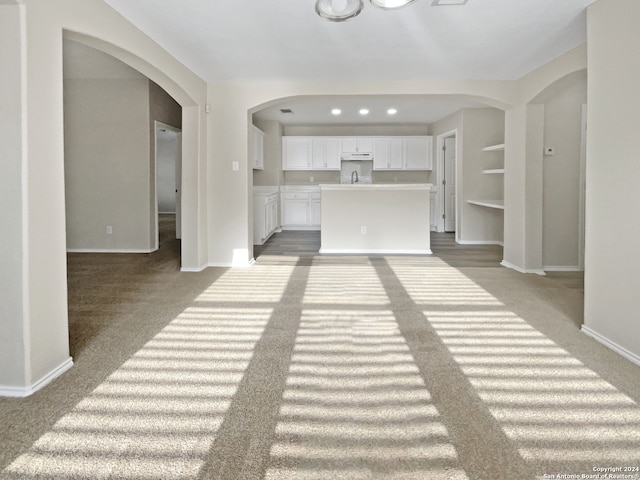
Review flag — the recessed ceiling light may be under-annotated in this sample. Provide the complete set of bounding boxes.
[359,108,370,115]
[432,0,468,5]
[370,0,416,9]
[331,108,342,115]
[387,108,398,115]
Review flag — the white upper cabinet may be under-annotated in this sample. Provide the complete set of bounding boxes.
[251,125,265,170]
[341,137,374,153]
[311,137,341,170]
[404,136,433,170]
[283,136,432,171]
[373,136,432,171]
[283,137,312,170]
[374,138,403,170]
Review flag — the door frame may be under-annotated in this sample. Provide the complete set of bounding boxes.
[578,104,587,271]
[435,129,459,235]
[154,121,182,251]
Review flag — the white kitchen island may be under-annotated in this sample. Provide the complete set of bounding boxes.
[319,183,432,254]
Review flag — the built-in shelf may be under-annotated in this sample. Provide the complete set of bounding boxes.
[467,199,504,210]
[482,143,505,152]
[482,168,505,174]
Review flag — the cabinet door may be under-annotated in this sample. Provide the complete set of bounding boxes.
[389,138,404,170]
[266,199,277,234]
[324,138,341,170]
[374,138,390,170]
[283,195,309,226]
[341,138,358,153]
[404,137,432,170]
[357,137,374,153]
[251,126,264,170]
[283,137,311,170]
[310,197,321,226]
[311,138,326,169]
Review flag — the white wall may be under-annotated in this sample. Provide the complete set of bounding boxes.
[584,0,640,361]
[0,3,28,389]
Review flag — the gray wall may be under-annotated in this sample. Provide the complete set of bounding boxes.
[64,46,182,252]
[460,108,505,244]
[64,78,152,251]
[149,80,181,240]
[253,119,284,187]
[535,72,587,269]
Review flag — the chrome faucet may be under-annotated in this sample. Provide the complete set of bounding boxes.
[351,170,359,184]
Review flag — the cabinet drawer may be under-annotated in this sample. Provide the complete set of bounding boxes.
[284,193,310,200]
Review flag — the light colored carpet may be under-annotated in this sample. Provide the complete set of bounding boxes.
[1,249,639,479]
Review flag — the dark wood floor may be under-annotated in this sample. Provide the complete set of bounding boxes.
[254,230,584,291]
[254,230,503,267]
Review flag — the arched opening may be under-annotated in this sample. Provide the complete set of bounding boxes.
[247,93,511,259]
[529,69,588,273]
[63,30,204,271]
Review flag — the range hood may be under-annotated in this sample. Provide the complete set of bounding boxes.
[341,152,373,161]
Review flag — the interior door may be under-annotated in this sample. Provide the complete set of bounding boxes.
[444,135,456,232]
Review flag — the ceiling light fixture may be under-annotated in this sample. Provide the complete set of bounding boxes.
[315,0,363,22]
[359,108,370,115]
[432,0,468,5]
[387,108,398,115]
[331,108,342,115]
[316,0,420,21]
[370,0,417,9]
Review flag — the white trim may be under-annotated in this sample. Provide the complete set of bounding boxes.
[543,265,582,272]
[581,326,640,367]
[281,226,321,231]
[578,104,587,271]
[207,258,256,268]
[0,357,73,398]
[180,264,208,272]
[457,239,504,246]
[436,129,458,234]
[319,248,432,255]
[67,248,155,254]
[500,260,546,276]
[319,183,431,191]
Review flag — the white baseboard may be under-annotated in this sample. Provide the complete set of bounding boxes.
[0,357,74,398]
[67,248,154,254]
[319,248,432,255]
[281,226,321,231]
[544,265,583,272]
[430,226,437,232]
[207,258,256,268]
[180,264,208,272]
[457,239,504,246]
[581,325,640,367]
[500,260,546,276]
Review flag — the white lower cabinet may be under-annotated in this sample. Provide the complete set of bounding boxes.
[281,187,321,230]
[430,189,438,231]
[253,189,279,245]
